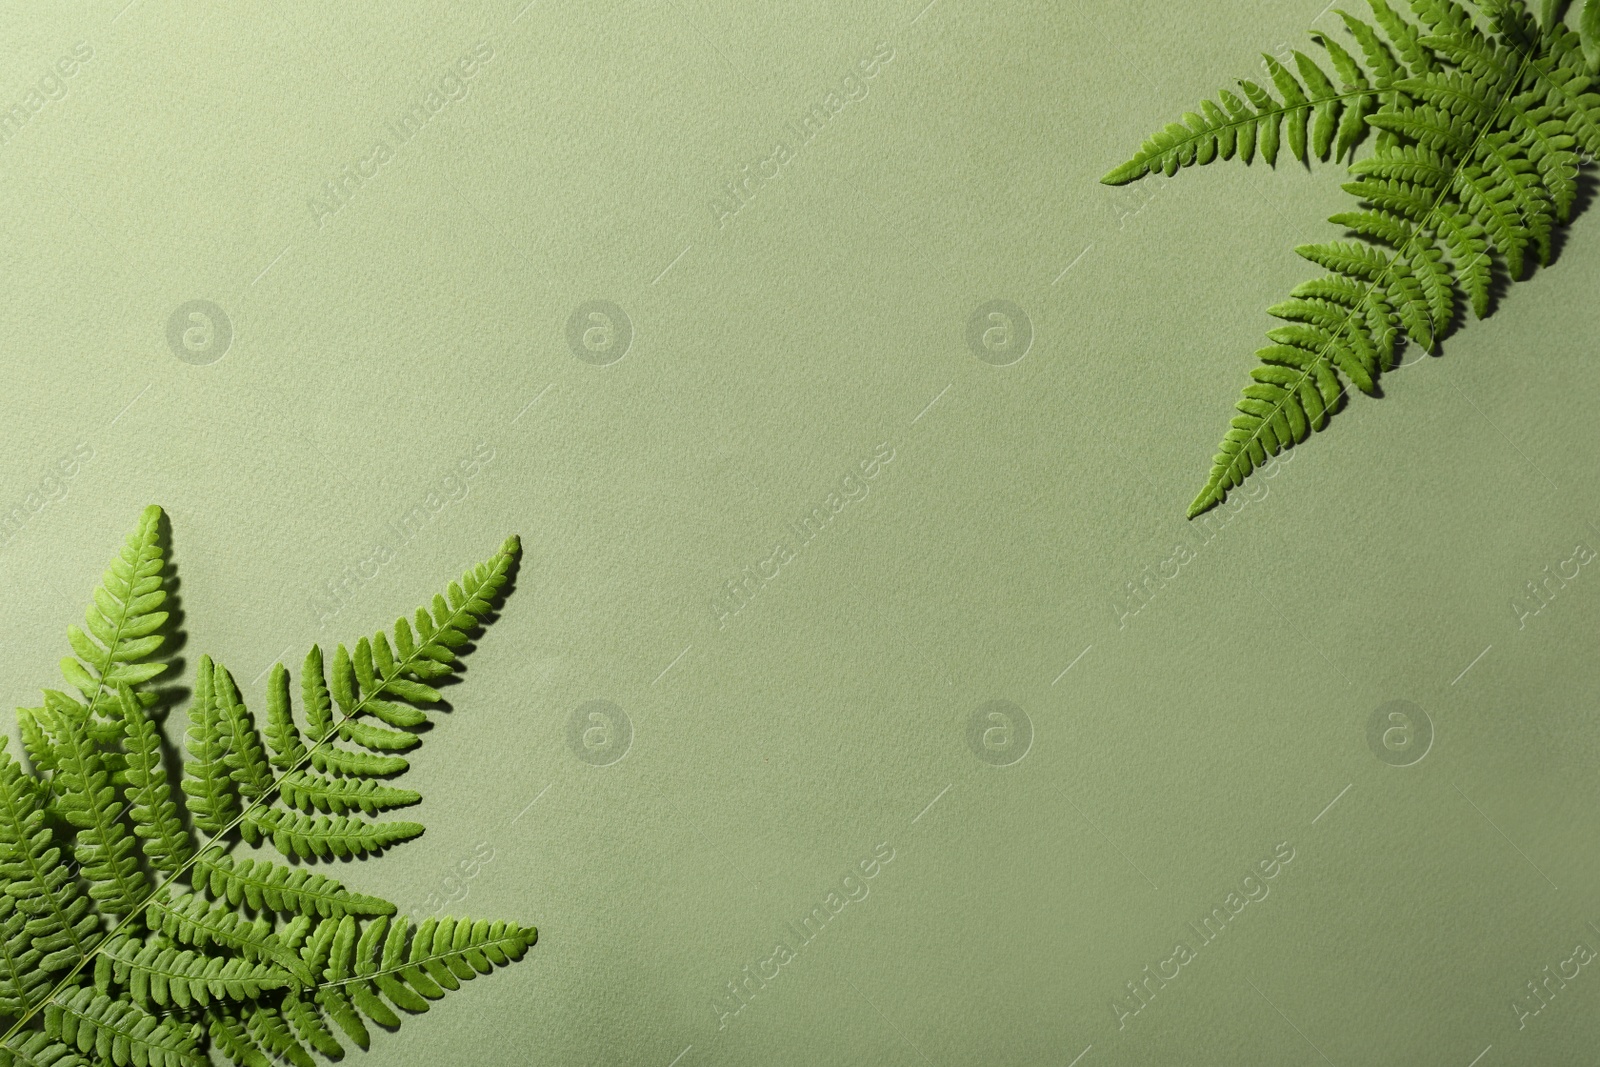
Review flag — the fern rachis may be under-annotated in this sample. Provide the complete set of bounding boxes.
[1104,0,1600,516]
[0,507,535,1066]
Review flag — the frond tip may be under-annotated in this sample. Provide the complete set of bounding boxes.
[1102,34,1385,185]
[57,504,170,744]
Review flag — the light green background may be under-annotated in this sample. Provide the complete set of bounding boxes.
[3,1,1600,1063]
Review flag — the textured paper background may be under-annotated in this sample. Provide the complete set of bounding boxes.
[2,1,1599,1063]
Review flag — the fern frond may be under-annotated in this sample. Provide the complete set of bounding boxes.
[0,1036,84,1067]
[40,696,148,918]
[1338,10,1407,84]
[279,770,420,817]
[296,648,411,779]
[241,808,423,862]
[1413,0,1478,35]
[192,854,393,919]
[244,1004,314,1067]
[92,931,288,1010]
[0,1031,84,1067]
[205,1010,270,1067]
[117,686,194,877]
[188,538,514,879]
[1370,0,1442,74]
[15,710,61,788]
[1504,90,1581,218]
[180,657,241,836]
[308,745,410,780]
[0,894,54,1018]
[1451,157,1534,274]
[55,505,170,747]
[299,646,336,745]
[1431,200,1494,314]
[324,535,518,750]
[1175,0,1599,515]
[1102,43,1382,184]
[334,710,418,753]
[263,665,304,771]
[300,915,338,973]
[144,893,311,984]
[1097,0,1503,185]
[1527,24,1600,151]
[0,742,99,975]
[1581,0,1600,66]
[281,993,344,1060]
[252,535,518,817]
[1468,127,1555,261]
[211,664,275,805]
[0,514,531,1066]
[44,983,204,1067]
[311,914,537,1049]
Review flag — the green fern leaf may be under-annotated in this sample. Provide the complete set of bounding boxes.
[145,893,311,985]
[1412,0,1476,35]
[1102,41,1381,183]
[299,646,336,744]
[56,505,170,747]
[313,914,537,1044]
[1373,0,1443,73]
[1579,0,1600,64]
[15,710,62,789]
[244,1004,314,1067]
[309,744,410,780]
[44,983,204,1067]
[292,648,411,778]
[117,686,194,877]
[205,1009,271,1067]
[1504,93,1580,218]
[92,932,288,1010]
[1338,10,1408,82]
[1100,0,1466,185]
[278,769,420,817]
[282,992,346,1060]
[262,664,304,771]
[241,808,423,862]
[1452,158,1533,275]
[191,854,393,919]
[336,713,418,753]
[180,657,241,836]
[0,894,54,1019]
[39,697,149,918]
[0,742,99,974]
[0,1031,85,1067]
[0,513,530,1066]
[1528,25,1600,154]
[1113,0,1600,514]
[211,665,275,803]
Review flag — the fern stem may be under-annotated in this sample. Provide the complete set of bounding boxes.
[1188,46,1536,517]
[0,542,517,1054]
